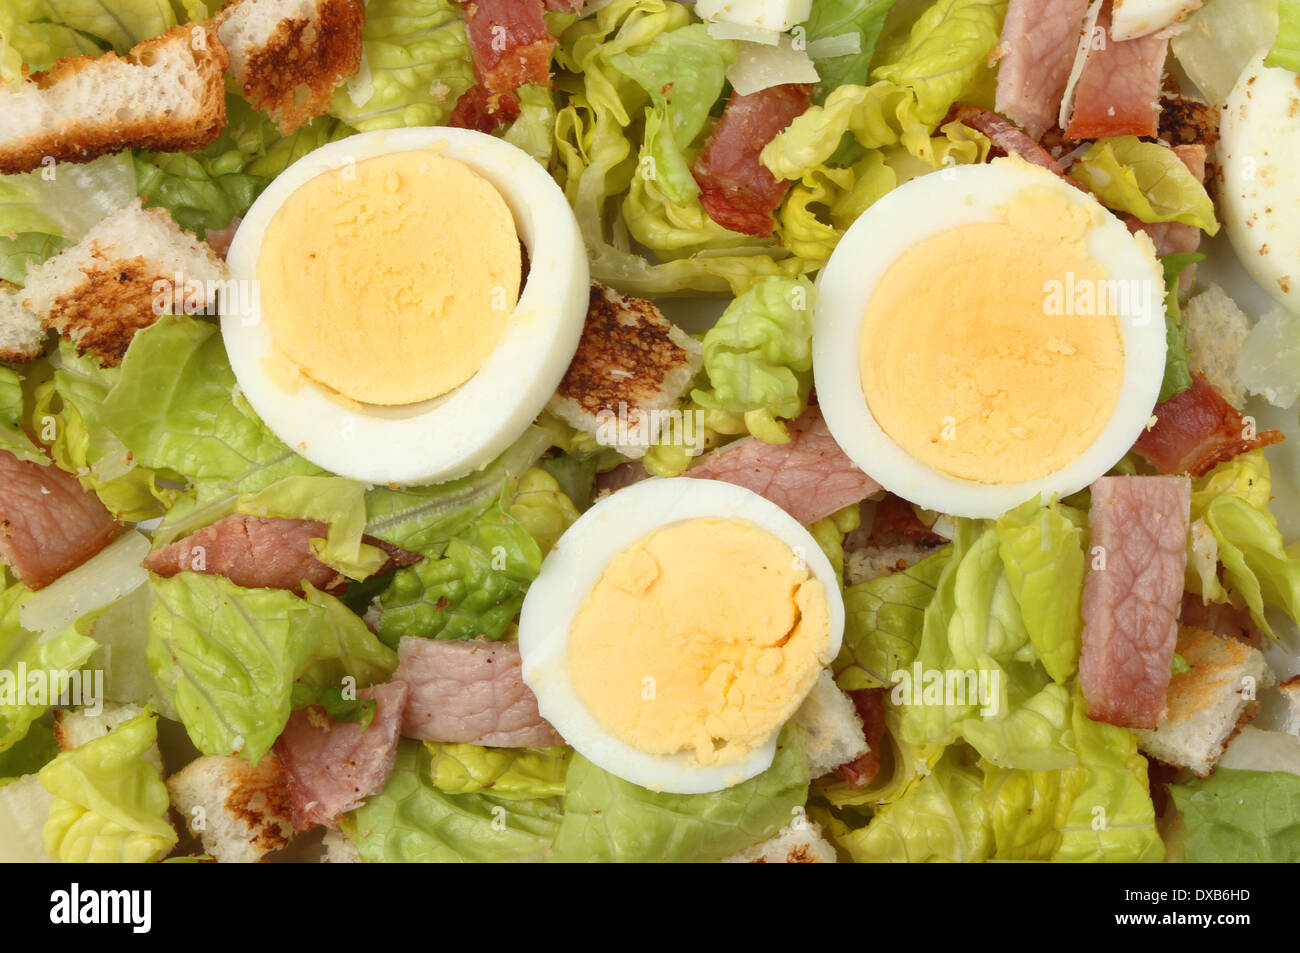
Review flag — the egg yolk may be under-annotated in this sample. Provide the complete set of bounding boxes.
[257,150,521,406]
[567,518,832,767]
[858,186,1125,484]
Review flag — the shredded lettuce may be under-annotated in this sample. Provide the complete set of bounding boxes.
[351,741,563,862]
[1070,137,1220,234]
[551,724,809,862]
[691,276,816,443]
[1268,0,1300,71]
[39,710,177,863]
[1171,769,1300,862]
[425,743,572,799]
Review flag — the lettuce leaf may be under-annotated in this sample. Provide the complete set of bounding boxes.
[146,573,322,762]
[691,276,816,443]
[351,740,563,862]
[550,724,808,862]
[957,681,1074,771]
[0,0,100,86]
[804,0,899,100]
[509,467,580,555]
[1157,252,1202,402]
[815,708,944,808]
[328,0,475,131]
[984,757,1085,860]
[1070,137,1220,234]
[296,582,397,691]
[375,499,542,646]
[833,546,952,690]
[1171,769,1300,862]
[39,710,177,863]
[504,84,558,167]
[37,0,174,51]
[0,364,46,465]
[1266,0,1300,72]
[425,743,572,799]
[0,720,56,783]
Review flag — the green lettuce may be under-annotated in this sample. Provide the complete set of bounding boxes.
[1070,137,1220,234]
[0,0,100,85]
[328,0,475,131]
[550,724,808,862]
[984,757,1084,860]
[504,84,559,167]
[425,743,572,799]
[296,582,397,690]
[814,709,944,809]
[691,276,816,443]
[38,710,177,863]
[957,681,1074,771]
[1171,769,1300,862]
[1266,0,1300,72]
[0,365,47,465]
[1157,253,1202,402]
[0,720,56,784]
[509,467,580,555]
[351,740,563,862]
[375,499,542,646]
[833,546,952,690]
[38,0,174,51]
[804,0,900,100]
[994,496,1086,683]
[147,573,321,762]
[290,683,375,729]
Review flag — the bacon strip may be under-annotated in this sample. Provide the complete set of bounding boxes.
[1132,375,1284,477]
[459,0,554,95]
[948,105,1067,175]
[449,85,521,133]
[0,450,121,590]
[275,681,409,831]
[835,688,887,789]
[1063,0,1168,140]
[683,404,882,526]
[864,494,947,548]
[994,0,1093,139]
[144,513,420,594]
[1079,475,1190,729]
[692,84,813,237]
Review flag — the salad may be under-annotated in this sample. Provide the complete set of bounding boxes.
[0,0,1298,865]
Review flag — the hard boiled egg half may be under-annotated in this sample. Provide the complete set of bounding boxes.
[518,478,844,794]
[222,127,589,486]
[815,159,1168,519]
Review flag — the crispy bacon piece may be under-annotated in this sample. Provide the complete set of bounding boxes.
[948,104,1068,175]
[459,0,554,95]
[449,85,521,133]
[1063,0,1168,140]
[692,84,813,237]
[1133,375,1284,477]
[867,494,947,548]
[835,689,887,789]
[543,0,583,9]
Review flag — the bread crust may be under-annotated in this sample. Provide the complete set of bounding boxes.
[0,24,229,175]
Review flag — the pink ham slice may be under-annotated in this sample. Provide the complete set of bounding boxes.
[1079,475,1191,729]
[949,105,1068,175]
[1064,0,1168,140]
[394,637,563,747]
[594,461,652,497]
[0,449,121,590]
[1123,145,1207,271]
[274,681,409,831]
[994,0,1093,139]
[144,513,420,594]
[682,405,881,525]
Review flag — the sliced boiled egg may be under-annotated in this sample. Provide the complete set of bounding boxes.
[222,127,589,486]
[815,159,1167,519]
[518,478,844,794]
[1220,50,1300,313]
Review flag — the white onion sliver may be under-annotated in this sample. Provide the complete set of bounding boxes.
[1058,0,1105,131]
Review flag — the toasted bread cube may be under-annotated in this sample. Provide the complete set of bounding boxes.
[321,826,362,863]
[1184,284,1250,410]
[167,755,294,864]
[1134,626,1273,777]
[795,669,868,779]
[0,283,46,362]
[1279,676,1300,737]
[723,821,837,863]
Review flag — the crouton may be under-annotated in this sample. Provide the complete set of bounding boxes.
[216,0,365,134]
[795,669,868,779]
[1183,284,1250,409]
[1134,626,1273,777]
[1279,676,1300,737]
[845,540,938,586]
[22,199,227,366]
[0,282,45,362]
[166,755,294,863]
[547,284,703,459]
[0,774,56,862]
[53,702,164,774]
[0,24,228,175]
[722,821,838,863]
[321,826,362,863]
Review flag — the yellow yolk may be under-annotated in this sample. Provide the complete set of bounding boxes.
[567,518,832,767]
[858,186,1125,484]
[257,150,521,406]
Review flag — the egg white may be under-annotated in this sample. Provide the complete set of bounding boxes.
[517,477,845,795]
[1220,50,1300,313]
[814,160,1167,519]
[221,127,589,486]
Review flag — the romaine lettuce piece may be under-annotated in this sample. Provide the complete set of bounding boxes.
[38,0,176,51]
[503,84,558,167]
[296,582,397,691]
[0,721,56,785]
[351,741,563,862]
[957,681,1074,771]
[1171,768,1300,862]
[1267,0,1300,71]
[814,709,944,808]
[146,573,322,761]
[984,756,1085,860]
[550,724,808,862]
[691,276,816,443]
[1070,137,1220,233]
[804,0,899,100]
[509,467,580,555]
[375,499,542,645]
[0,365,46,465]
[39,710,177,863]
[1156,253,1202,402]
[425,743,572,799]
